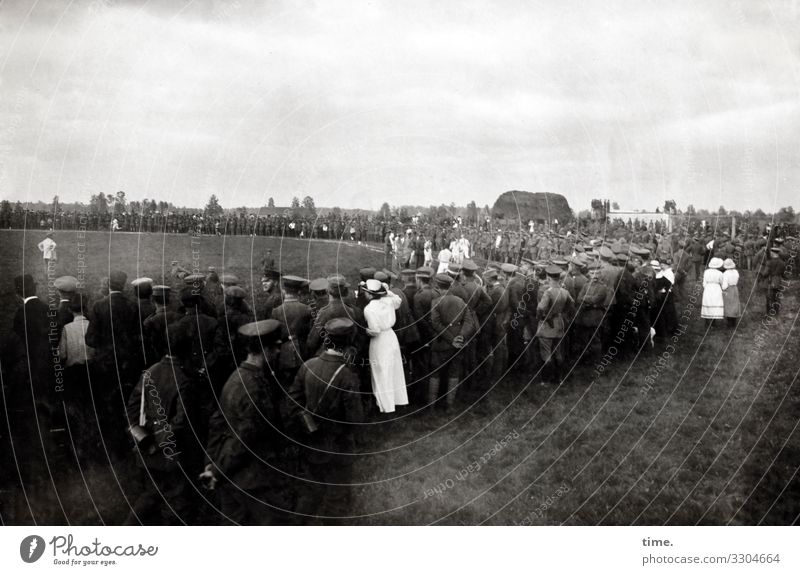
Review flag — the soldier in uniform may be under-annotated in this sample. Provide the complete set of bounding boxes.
[306,276,364,358]
[459,259,492,382]
[173,287,220,386]
[131,277,155,333]
[482,268,509,380]
[410,267,436,405]
[125,322,210,525]
[288,318,364,524]
[182,273,218,318]
[429,274,476,409]
[500,262,525,366]
[761,247,786,314]
[535,265,574,385]
[308,278,330,316]
[574,261,607,364]
[355,267,376,311]
[142,285,180,366]
[214,285,254,383]
[259,269,282,319]
[85,270,140,450]
[200,320,295,525]
[272,275,313,389]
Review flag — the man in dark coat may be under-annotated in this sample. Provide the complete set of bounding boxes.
[85,270,140,409]
[173,287,220,384]
[124,323,210,525]
[429,274,476,409]
[142,285,181,367]
[272,276,313,388]
[306,276,364,356]
[200,319,294,525]
[289,318,364,524]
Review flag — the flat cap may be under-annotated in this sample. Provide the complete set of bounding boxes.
[552,259,569,268]
[184,273,205,284]
[225,285,247,299]
[461,259,478,272]
[630,246,650,256]
[309,278,329,292]
[324,317,355,337]
[238,319,282,342]
[483,269,498,280]
[616,253,629,262]
[152,284,171,296]
[400,268,416,278]
[54,276,78,292]
[359,267,376,280]
[381,269,398,281]
[220,274,239,285]
[373,271,390,282]
[434,273,454,287]
[447,262,462,274]
[131,277,153,287]
[415,266,434,279]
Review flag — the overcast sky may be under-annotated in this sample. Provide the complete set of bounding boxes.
[1,0,798,212]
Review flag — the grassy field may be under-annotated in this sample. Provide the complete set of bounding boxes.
[0,229,798,525]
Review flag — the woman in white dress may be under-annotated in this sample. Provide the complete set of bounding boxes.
[721,258,741,328]
[362,279,408,413]
[701,257,725,326]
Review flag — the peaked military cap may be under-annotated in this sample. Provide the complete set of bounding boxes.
[324,317,355,337]
[461,259,478,272]
[239,319,282,343]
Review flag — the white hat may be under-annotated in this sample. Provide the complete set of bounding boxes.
[723,258,736,269]
[708,257,724,269]
[362,279,386,295]
[649,260,661,270]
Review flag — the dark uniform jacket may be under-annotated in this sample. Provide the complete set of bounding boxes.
[430,290,477,352]
[288,351,364,465]
[126,356,208,471]
[272,297,313,371]
[413,286,437,344]
[390,286,419,347]
[461,279,492,324]
[306,299,364,355]
[142,306,181,367]
[12,296,52,406]
[206,362,287,490]
[576,280,608,327]
[536,286,574,338]
[85,291,139,363]
[174,307,219,375]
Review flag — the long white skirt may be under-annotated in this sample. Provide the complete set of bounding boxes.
[370,330,408,413]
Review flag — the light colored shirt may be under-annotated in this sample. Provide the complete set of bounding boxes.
[37,237,57,260]
[58,315,96,367]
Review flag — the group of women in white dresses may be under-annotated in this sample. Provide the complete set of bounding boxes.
[701,257,742,326]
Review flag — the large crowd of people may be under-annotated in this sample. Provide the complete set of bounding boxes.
[2,215,797,525]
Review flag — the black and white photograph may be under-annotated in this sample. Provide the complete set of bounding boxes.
[0,0,798,571]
